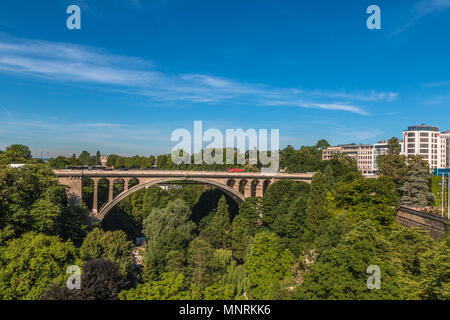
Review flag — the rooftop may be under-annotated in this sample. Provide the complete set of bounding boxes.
[406,124,439,132]
[339,144,373,148]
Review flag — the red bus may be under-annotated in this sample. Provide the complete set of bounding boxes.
[226,168,243,173]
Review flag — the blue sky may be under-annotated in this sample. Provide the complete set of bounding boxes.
[0,0,449,157]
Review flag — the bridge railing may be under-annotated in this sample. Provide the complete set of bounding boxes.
[399,206,449,222]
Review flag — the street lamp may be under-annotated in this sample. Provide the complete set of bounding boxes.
[442,173,445,218]
[448,173,450,219]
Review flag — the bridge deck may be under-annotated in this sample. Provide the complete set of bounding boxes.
[53,169,314,180]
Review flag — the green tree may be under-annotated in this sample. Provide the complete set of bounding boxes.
[188,237,215,288]
[76,259,129,300]
[314,214,353,254]
[121,185,171,225]
[245,232,294,300]
[78,151,92,165]
[69,153,78,165]
[231,215,253,261]
[29,198,62,234]
[0,144,32,164]
[80,228,134,275]
[280,140,328,173]
[200,196,231,249]
[230,197,263,260]
[376,137,409,188]
[203,280,235,300]
[388,225,435,299]
[399,158,435,207]
[334,176,399,229]
[323,164,335,191]
[304,171,330,242]
[321,155,361,184]
[315,139,330,151]
[418,241,450,299]
[119,272,192,300]
[42,258,129,300]
[221,262,247,299]
[48,156,70,169]
[0,232,78,300]
[143,199,196,278]
[282,193,310,254]
[262,180,310,230]
[58,205,90,246]
[291,220,400,300]
[149,155,156,167]
[0,164,88,238]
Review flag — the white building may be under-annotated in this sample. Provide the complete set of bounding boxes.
[323,124,450,174]
[440,131,450,168]
[322,144,374,175]
[402,124,442,170]
[372,141,388,172]
[372,140,404,173]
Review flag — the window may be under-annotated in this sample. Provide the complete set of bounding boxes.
[420,132,429,137]
[408,138,415,142]
[420,138,428,142]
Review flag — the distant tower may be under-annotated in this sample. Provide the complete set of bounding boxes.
[100,155,108,168]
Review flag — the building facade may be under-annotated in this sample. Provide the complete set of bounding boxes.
[402,124,442,170]
[323,124,449,175]
[322,146,345,161]
[372,140,388,172]
[371,140,404,173]
[440,131,450,168]
[322,144,374,175]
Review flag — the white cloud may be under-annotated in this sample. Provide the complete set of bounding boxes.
[423,80,450,87]
[0,34,398,115]
[392,0,450,36]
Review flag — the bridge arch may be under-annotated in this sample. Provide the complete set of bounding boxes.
[97,177,246,221]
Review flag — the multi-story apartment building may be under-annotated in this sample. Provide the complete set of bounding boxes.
[321,146,344,160]
[323,124,449,175]
[372,140,388,172]
[440,131,450,168]
[402,124,442,170]
[371,140,404,173]
[322,144,374,175]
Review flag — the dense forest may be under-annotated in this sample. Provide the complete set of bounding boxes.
[0,141,448,300]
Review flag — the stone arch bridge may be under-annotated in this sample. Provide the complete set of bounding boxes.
[54,170,314,221]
